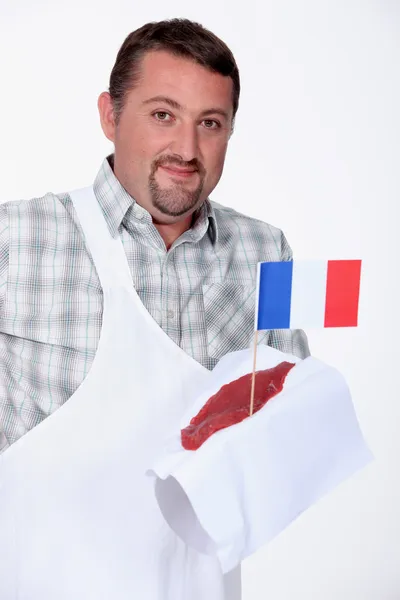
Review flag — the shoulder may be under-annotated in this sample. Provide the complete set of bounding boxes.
[0,191,76,278]
[210,201,292,261]
[2,191,71,223]
[0,204,10,299]
[2,191,77,245]
[0,191,78,309]
[0,202,9,235]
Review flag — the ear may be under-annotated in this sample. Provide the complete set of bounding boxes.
[98,92,116,143]
[230,117,235,138]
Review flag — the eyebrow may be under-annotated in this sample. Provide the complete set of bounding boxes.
[142,95,230,121]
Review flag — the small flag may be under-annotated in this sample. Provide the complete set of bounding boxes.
[255,259,362,330]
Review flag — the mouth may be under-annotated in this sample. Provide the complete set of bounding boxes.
[159,165,198,179]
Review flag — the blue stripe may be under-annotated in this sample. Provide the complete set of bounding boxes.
[257,261,293,330]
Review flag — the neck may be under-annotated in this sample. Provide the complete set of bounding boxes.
[153,214,193,250]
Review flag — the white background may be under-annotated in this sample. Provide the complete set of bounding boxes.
[1,0,399,598]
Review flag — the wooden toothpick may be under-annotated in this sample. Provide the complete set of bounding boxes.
[249,330,259,416]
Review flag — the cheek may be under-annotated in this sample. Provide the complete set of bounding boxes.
[204,143,228,179]
[117,118,164,163]
[118,136,161,175]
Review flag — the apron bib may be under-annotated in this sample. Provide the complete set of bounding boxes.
[0,187,241,600]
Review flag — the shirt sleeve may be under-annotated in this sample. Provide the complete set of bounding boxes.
[266,230,311,359]
[0,203,9,316]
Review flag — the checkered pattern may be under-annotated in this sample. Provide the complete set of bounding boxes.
[0,155,309,451]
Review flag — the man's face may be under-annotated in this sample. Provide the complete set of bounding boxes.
[99,50,234,223]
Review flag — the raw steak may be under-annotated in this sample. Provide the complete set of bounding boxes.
[181,361,295,450]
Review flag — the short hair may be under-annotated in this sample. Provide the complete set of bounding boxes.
[109,18,240,124]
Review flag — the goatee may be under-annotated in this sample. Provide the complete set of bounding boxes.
[148,156,205,217]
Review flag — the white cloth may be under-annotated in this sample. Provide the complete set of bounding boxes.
[149,346,373,574]
[0,186,239,600]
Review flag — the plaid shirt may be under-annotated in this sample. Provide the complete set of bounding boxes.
[0,155,309,452]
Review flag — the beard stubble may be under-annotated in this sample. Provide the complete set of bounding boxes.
[148,156,205,217]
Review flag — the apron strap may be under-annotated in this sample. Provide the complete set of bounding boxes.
[69,186,133,290]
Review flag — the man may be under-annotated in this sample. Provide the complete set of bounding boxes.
[0,18,309,599]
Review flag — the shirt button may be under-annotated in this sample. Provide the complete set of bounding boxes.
[135,207,144,220]
[167,310,175,319]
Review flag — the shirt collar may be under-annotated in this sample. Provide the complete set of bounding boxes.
[192,198,218,246]
[92,155,135,239]
[92,154,219,246]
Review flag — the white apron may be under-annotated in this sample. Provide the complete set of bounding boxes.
[0,187,241,600]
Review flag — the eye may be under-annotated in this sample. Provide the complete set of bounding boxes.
[202,119,220,130]
[153,111,172,122]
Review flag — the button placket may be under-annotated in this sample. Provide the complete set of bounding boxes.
[160,252,180,343]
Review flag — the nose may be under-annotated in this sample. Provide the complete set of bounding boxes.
[170,122,199,162]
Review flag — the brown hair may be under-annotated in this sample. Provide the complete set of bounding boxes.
[109,18,240,125]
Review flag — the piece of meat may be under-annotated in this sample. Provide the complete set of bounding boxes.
[181,361,295,450]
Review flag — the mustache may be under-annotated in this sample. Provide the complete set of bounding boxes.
[152,156,205,175]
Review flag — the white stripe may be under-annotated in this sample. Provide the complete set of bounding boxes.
[290,260,328,328]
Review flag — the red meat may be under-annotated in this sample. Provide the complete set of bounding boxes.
[181,361,295,450]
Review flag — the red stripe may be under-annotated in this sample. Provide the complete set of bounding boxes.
[324,260,362,327]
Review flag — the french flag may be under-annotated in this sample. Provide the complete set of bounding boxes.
[255,259,362,330]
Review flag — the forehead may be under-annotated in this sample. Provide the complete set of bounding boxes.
[132,50,233,116]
